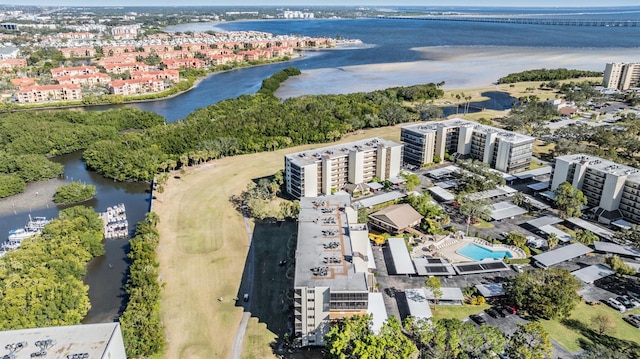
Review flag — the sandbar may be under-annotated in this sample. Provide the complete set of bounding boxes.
[0,178,64,216]
[276,46,640,98]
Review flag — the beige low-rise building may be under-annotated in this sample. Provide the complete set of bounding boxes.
[17,84,82,103]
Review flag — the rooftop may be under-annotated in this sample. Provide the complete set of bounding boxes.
[556,154,640,181]
[0,323,124,359]
[532,242,593,267]
[402,118,535,145]
[294,195,368,292]
[285,137,402,167]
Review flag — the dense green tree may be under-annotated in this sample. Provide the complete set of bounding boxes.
[325,314,417,359]
[504,268,581,320]
[506,322,553,359]
[53,181,97,204]
[404,192,442,219]
[0,206,104,330]
[554,181,588,219]
[401,173,421,191]
[0,174,25,198]
[546,233,560,249]
[457,194,492,235]
[505,232,528,248]
[604,255,636,276]
[574,230,598,246]
[425,277,443,306]
[497,68,602,84]
[501,101,557,137]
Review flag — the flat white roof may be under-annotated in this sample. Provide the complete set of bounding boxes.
[428,186,456,202]
[367,293,388,334]
[490,201,527,221]
[425,165,459,179]
[353,190,406,209]
[475,283,505,297]
[367,241,377,270]
[565,217,613,240]
[572,264,616,283]
[527,215,563,228]
[0,323,123,359]
[539,225,573,243]
[468,186,518,201]
[594,241,640,257]
[516,166,552,178]
[413,257,457,276]
[532,243,593,267]
[405,288,433,319]
[423,287,464,301]
[388,237,416,274]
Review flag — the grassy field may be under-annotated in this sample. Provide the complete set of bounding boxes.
[540,301,640,352]
[154,126,403,359]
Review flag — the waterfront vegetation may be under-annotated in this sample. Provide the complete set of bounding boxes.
[0,206,104,329]
[0,108,164,195]
[497,68,603,84]
[119,212,165,358]
[52,181,96,204]
[84,70,444,181]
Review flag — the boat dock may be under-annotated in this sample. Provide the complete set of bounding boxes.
[101,203,129,239]
[1,215,50,256]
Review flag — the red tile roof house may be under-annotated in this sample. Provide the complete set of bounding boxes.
[109,78,165,96]
[55,73,112,86]
[10,77,37,89]
[17,84,82,103]
[103,62,152,74]
[97,54,140,66]
[60,46,97,59]
[102,45,138,56]
[0,58,27,70]
[161,59,206,70]
[131,70,179,82]
[51,65,99,78]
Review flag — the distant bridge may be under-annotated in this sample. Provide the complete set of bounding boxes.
[376,15,640,27]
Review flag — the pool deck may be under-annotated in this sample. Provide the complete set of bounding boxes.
[411,232,526,263]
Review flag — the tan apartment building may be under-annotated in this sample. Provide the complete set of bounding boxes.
[551,154,640,223]
[401,119,535,174]
[284,138,403,198]
[17,84,82,103]
[109,78,165,95]
[294,195,374,347]
[604,62,640,91]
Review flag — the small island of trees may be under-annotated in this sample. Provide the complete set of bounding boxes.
[53,181,97,204]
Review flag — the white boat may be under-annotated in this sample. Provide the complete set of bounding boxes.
[3,215,49,253]
[7,228,39,242]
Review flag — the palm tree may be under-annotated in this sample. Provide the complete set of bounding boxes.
[575,230,597,246]
[458,194,492,236]
[547,233,559,249]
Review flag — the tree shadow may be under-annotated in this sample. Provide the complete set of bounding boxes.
[562,318,640,356]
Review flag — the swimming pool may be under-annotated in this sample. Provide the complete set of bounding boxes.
[457,243,513,261]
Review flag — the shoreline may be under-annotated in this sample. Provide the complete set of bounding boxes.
[0,178,64,217]
[275,45,640,98]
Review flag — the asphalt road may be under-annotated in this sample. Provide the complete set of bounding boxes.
[231,207,255,359]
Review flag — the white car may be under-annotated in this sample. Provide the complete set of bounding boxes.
[606,298,626,312]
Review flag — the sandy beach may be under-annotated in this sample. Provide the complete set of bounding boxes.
[276,46,640,98]
[0,178,64,216]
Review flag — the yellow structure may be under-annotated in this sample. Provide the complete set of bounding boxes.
[368,233,386,245]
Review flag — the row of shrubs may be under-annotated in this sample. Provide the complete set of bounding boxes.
[119,213,165,358]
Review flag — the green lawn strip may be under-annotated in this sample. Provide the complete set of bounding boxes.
[541,301,640,353]
[472,220,494,229]
[431,304,490,320]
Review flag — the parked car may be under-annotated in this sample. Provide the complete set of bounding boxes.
[511,264,523,273]
[470,314,486,325]
[623,315,640,328]
[605,297,626,312]
[497,306,511,317]
[485,308,500,318]
[243,293,249,302]
[617,296,635,309]
[622,295,640,308]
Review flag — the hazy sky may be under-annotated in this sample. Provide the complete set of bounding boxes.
[9,1,640,7]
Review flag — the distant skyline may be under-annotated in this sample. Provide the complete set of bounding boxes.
[5,1,640,8]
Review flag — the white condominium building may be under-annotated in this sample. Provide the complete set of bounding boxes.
[551,154,640,223]
[401,119,535,174]
[604,63,640,91]
[284,138,403,198]
[294,195,374,347]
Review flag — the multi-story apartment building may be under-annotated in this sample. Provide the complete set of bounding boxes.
[603,62,640,91]
[294,195,374,347]
[401,119,535,174]
[551,154,640,223]
[109,78,165,95]
[50,65,99,78]
[284,138,403,198]
[17,84,82,103]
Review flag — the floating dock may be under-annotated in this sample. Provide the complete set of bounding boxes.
[101,203,128,239]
